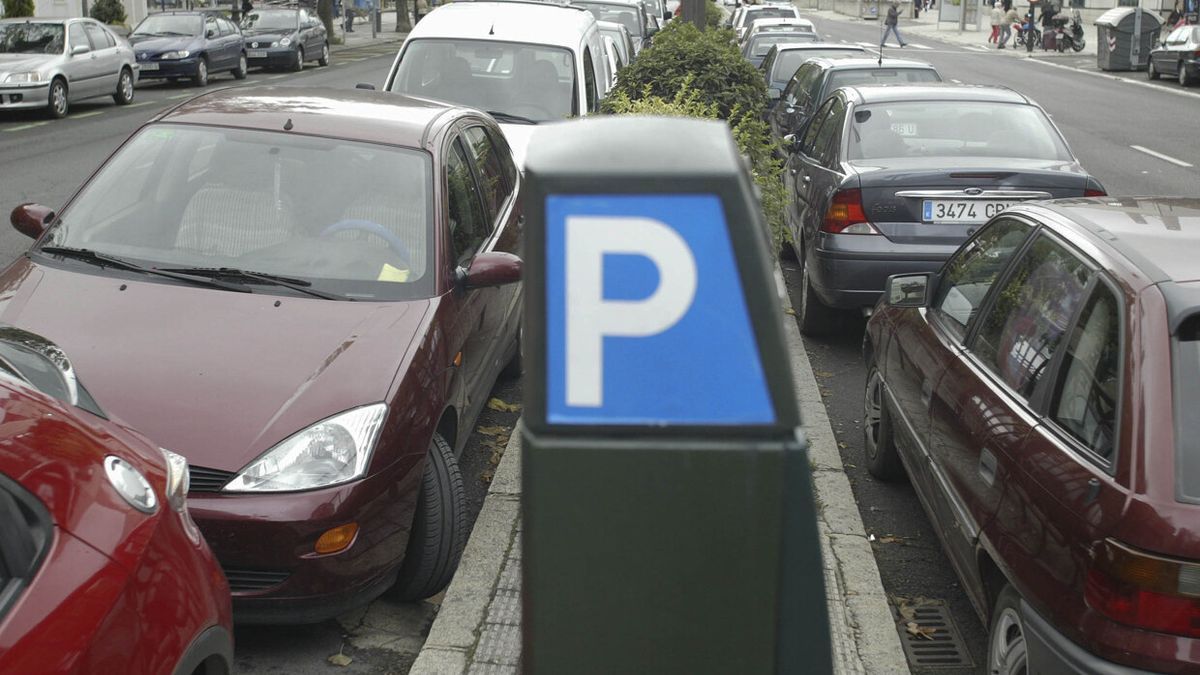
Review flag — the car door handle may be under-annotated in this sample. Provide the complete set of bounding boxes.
[517,215,525,230]
[920,379,932,407]
[978,448,997,487]
[801,175,811,184]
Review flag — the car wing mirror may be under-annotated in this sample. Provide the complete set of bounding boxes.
[768,87,781,101]
[206,29,217,38]
[458,252,522,289]
[884,273,931,307]
[11,203,54,240]
[70,45,89,56]
[782,133,799,152]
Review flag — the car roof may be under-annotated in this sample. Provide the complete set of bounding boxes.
[807,56,936,70]
[0,17,91,24]
[410,0,595,49]
[840,83,1030,104]
[770,42,868,52]
[750,17,814,26]
[157,86,469,149]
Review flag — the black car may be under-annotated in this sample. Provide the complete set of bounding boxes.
[759,43,870,109]
[1148,24,1200,86]
[241,7,329,71]
[768,57,940,148]
[129,11,246,86]
[782,84,1106,334]
[741,31,816,69]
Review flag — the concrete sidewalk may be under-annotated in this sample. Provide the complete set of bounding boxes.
[409,267,909,675]
[330,8,407,52]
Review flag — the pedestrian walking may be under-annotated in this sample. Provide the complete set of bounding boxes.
[999,4,1018,47]
[881,0,907,48]
[242,0,252,15]
[989,1,1003,44]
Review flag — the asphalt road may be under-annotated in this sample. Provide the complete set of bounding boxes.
[788,15,1200,674]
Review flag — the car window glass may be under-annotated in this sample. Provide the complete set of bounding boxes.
[932,217,1033,341]
[462,125,507,225]
[800,97,834,155]
[826,67,941,92]
[972,234,1091,399]
[446,138,489,264]
[83,23,109,50]
[814,96,845,166]
[205,18,219,37]
[68,23,88,51]
[583,47,598,113]
[1050,283,1120,462]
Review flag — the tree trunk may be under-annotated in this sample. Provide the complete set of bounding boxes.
[396,0,413,31]
[318,0,335,39]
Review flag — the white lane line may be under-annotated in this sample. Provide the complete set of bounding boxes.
[333,61,350,65]
[907,43,933,49]
[243,79,262,84]
[126,100,155,107]
[963,45,990,52]
[2,121,49,132]
[856,41,876,47]
[72,110,105,118]
[951,78,963,83]
[267,74,289,79]
[1130,145,1195,168]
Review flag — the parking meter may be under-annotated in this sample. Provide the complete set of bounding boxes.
[520,116,831,674]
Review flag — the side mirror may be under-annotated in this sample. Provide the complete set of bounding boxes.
[70,45,89,56]
[355,82,376,90]
[663,9,671,19]
[782,133,798,152]
[768,87,781,101]
[11,203,54,240]
[206,29,217,38]
[884,273,931,307]
[458,251,522,289]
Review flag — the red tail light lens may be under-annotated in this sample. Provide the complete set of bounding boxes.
[1085,188,1108,197]
[822,188,876,234]
[1085,539,1200,638]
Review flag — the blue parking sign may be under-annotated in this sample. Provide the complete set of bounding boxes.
[545,194,775,426]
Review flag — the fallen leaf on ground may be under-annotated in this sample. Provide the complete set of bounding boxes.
[783,307,797,316]
[906,622,937,640]
[480,470,494,484]
[879,535,908,545]
[477,425,510,437]
[328,653,353,667]
[487,398,521,413]
[815,370,834,378]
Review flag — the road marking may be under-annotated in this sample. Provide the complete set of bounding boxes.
[907,43,933,49]
[126,100,155,107]
[963,45,990,52]
[243,79,261,84]
[167,93,193,99]
[72,110,105,118]
[951,78,962,83]
[2,121,49,132]
[268,74,289,79]
[1130,145,1194,168]
[856,41,876,47]
[334,61,350,65]
[1026,57,1200,103]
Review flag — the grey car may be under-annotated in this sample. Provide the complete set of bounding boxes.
[782,84,1106,334]
[1148,24,1200,86]
[0,18,138,118]
[759,43,871,108]
[741,31,816,69]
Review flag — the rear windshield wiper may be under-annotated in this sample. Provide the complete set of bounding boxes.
[38,246,251,293]
[487,110,539,125]
[157,267,350,301]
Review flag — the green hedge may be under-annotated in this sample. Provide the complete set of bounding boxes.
[91,0,128,25]
[2,0,34,18]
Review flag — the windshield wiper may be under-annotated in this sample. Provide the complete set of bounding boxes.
[159,30,193,36]
[486,110,539,125]
[38,246,252,293]
[157,267,350,301]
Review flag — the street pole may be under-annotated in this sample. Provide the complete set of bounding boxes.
[958,0,967,31]
[370,0,376,39]
[682,0,705,29]
[1132,0,1143,69]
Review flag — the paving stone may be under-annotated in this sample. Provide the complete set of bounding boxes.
[486,589,521,626]
[473,622,521,666]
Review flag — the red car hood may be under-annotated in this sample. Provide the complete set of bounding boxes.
[0,260,430,472]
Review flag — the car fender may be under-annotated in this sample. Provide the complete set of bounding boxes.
[170,625,234,675]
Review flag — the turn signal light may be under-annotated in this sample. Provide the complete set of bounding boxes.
[314,522,359,555]
[1085,539,1200,638]
[822,188,876,235]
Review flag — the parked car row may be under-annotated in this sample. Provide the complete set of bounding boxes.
[1148,24,1200,87]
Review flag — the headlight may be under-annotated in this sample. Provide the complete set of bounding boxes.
[224,404,387,492]
[160,447,189,511]
[279,37,292,47]
[104,456,158,513]
[160,50,191,59]
[4,72,42,83]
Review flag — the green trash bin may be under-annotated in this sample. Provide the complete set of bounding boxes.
[1095,6,1163,70]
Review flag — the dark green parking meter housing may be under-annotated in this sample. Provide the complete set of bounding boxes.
[521,116,831,674]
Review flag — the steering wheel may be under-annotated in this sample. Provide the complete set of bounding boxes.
[506,103,554,121]
[319,220,412,266]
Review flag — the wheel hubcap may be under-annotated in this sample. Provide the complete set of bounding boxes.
[122,72,132,98]
[199,62,206,80]
[53,85,65,113]
[990,608,1028,675]
[240,56,247,72]
[864,372,882,455]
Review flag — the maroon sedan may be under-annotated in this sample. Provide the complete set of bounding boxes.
[0,326,232,674]
[3,87,523,622]
[864,197,1200,673]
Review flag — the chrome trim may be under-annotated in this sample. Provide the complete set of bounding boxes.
[0,326,78,405]
[894,189,1053,200]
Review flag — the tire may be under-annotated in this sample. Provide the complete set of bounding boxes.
[47,78,68,118]
[113,67,134,105]
[1148,59,1159,80]
[1071,37,1085,52]
[863,365,906,481]
[318,42,330,67]
[501,327,522,380]
[192,57,208,87]
[390,433,467,601]
[797,255,835,336]
[232,53,247,79]
[1180,65,1193,87]
[292,46,304,72]
[987,585,1029,675]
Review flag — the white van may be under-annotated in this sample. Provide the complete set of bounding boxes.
[383,0,607,167]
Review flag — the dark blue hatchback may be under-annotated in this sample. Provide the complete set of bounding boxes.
[129,11,246,86]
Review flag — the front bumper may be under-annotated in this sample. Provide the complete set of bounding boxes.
[187,454,423,624]
[136,58,202,79]
[809,233,957,310]
[1022,601,1160,674]
[245,48,299,69]
[0,83,50,110]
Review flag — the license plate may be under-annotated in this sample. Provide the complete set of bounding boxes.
[922,200,1018,223]
[140,62,159,71]
[248,50,268,58]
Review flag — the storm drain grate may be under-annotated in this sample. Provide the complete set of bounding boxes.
[893,600,974,670]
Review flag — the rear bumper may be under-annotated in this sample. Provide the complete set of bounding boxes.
[809,233,957,310]
[0,83,49,110]
[1021,601,1158,674]
[136,59,202,79]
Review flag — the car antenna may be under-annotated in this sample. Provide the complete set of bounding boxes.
[283,118,294,131]
[878,22,884,66]
[489,21,495,35]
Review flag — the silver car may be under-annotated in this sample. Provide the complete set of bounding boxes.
[0,18,138,118]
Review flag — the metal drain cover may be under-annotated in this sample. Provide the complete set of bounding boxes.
[893,600,974,670]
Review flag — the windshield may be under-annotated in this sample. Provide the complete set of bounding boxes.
[241,10,298,32]
[827,67,941,92]
[848,101,1073,161]
[576,3,644,37]
[132,14,202,37]
[390,39,577,122]
[0,23,64,54]
[770,48,866,87]
[749,34,815,57]
[42,124,435,301]
[1176,315,1200,502]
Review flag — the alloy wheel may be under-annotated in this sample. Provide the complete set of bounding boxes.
[195,59,208,86]
[50,80,67,118]
[117,70,134,103]
[989,607,1028,675]
[863,371,883,460]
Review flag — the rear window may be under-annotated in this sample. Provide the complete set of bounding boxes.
[1176,315,1200,502]
[749,33,815,57]
[826,67,941,94]
[746,7,797,21]
[770,48,866,87]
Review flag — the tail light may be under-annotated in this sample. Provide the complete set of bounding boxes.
[1085,188,1107,197]
[822,188,877,235]
[1085,539,1200,638]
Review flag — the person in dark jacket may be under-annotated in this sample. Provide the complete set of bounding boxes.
[881,0,907,47]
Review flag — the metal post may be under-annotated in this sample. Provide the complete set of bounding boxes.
[958,0,967,31]
[1132,1,1143,68]
[370,0,377,38]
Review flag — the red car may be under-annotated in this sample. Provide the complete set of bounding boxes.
[3,87,524,622]
[0,326,232,674]
[864,197,1200,673]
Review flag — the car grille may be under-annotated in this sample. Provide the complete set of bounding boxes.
[223,567,291,593]
[189,465,237,493]
[0,474,53,619]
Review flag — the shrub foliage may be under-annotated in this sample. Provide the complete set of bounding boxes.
[91,0,127,25]
[3,0,34,18]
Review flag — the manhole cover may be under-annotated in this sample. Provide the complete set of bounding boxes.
[893,600,974,670]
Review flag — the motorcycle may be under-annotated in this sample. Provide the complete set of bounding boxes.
[1052,9,1086,52]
